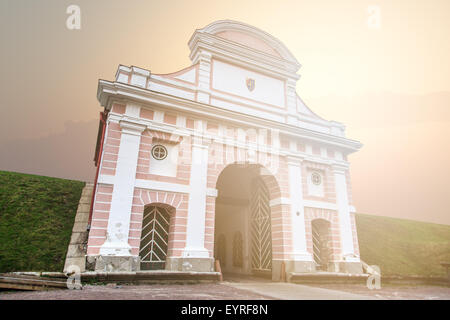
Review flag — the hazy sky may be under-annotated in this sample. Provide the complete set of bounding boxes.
[1,0,449,224]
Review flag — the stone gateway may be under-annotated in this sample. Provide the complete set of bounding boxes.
[84,20,363,279]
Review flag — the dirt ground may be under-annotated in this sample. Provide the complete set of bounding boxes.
[0,283,272,300]
[309,283,450,300]
[1,282,448,300]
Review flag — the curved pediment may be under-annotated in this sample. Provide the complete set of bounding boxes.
[215,30,282,58]
[198,20,300,66]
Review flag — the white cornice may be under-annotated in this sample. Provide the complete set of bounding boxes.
[119,120,146,135]
[150,75,197,91]
[97,80,363,153]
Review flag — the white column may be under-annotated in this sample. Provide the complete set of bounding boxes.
[182,134,210,258]
[100,120,145,256]
[333,164,358,261]
[287,157,313,261]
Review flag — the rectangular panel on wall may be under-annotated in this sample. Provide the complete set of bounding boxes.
[149,143,179,177]
[211,60,285,108]
[307,169,325,197]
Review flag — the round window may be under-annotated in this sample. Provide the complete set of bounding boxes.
[311,172,322,186]
[151,145,167,160]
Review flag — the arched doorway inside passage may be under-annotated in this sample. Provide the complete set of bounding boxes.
[213,163,282,280]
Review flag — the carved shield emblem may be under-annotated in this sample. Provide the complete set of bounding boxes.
[246,78,255,91]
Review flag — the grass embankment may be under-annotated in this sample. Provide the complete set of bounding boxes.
[356,213,450,277]
[0,171,84,272]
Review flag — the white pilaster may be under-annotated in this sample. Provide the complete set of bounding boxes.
[287,156,313,261]
[100,120,145,256]
[182,134,211,258]
[196,51,212,104]
[125,102,141,118]
[333,164,358,261]
[285,78,299,125]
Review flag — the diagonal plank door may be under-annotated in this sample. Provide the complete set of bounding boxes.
[250,178,272,272]
[139,206,170,270]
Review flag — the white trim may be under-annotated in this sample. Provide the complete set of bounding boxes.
[269,197,291,207]
[135,179,189,194]
[206,188,218,197]
[97,174,115,185]
[151,75,197,91]
[304,200,337,211]
[135,178,218,198]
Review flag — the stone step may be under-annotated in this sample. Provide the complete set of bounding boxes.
[63,182,94,273]
[0,273,68,291]
[81,271,221,283]
[288,272,369,284]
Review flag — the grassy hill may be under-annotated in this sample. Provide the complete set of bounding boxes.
[0,171,84,272]
[0,170,449,277]
[356,213,450,277]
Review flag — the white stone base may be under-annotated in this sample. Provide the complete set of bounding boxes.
[181,246,211,259]
[328,261,364,274]
[166,257,215,272]
[99,241,133,256]
[86,255,140,272]
[273,259,317,281]
[290,251,314,262]
[343,254,361,263]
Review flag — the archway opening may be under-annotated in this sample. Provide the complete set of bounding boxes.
[214,164,274,278]
[311,219,331,271]
[139,204,173,270]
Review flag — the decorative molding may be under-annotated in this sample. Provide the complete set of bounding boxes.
[119,120,146,135]
[97,80,363,154]
[286,155,304,166]
[331,162,350,174]
[191,134,213,148]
